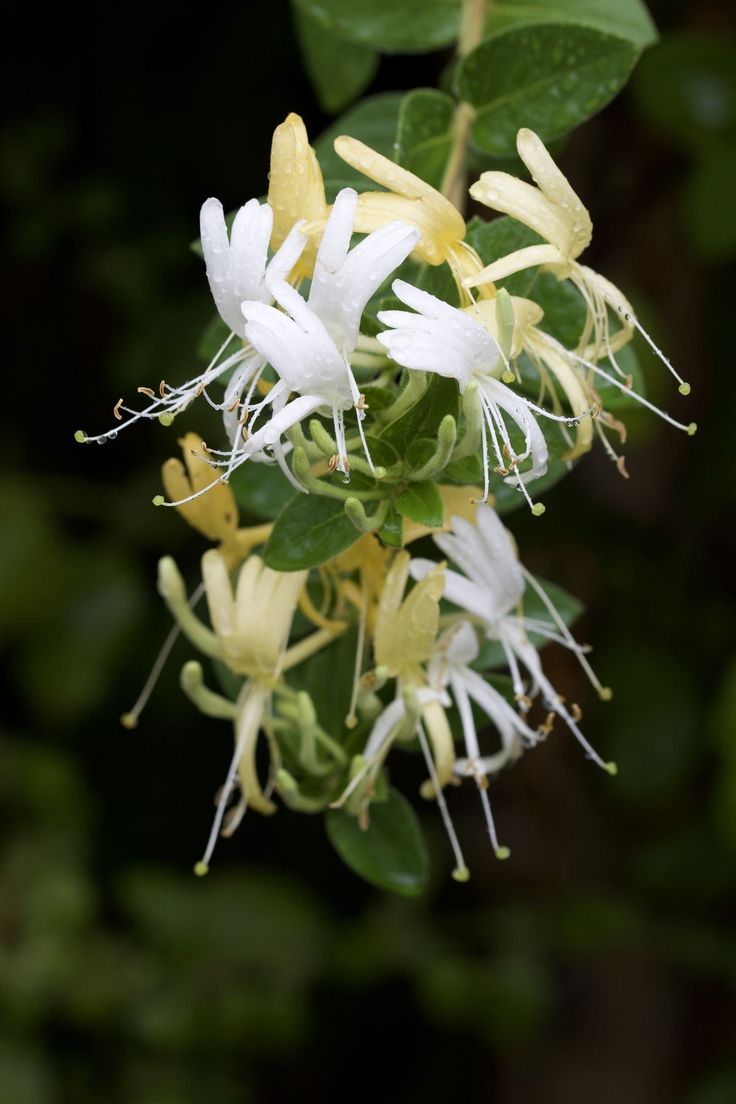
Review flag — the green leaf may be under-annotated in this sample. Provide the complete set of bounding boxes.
[381,374,459,451]
[395,481,444,528]
[292,4,378,114]
[456,23,639,156]
[534,271,587,347]
[325,788,429,895]
[633,32,736,154]
[287,627,361,745]
[472,575,583,669]
[264,495,360,571]
[396,88,456,190]
[230,462,295,522]
[378,503,404,548]
[293,0,461,54]
[314,93,404,190]
[483,0,657,48]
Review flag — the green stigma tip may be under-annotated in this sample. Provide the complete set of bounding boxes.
[502,370,515,384]
[120,713,138,730]
[74,430,87,443]
[687,422,697,436]
[678,382,691,396]
[532,503,546,517]
[495,846,511,861]
[152,494,165,507]
[193,861,209,877]
[599,687,613,702]
[605,761,618,777]
[159,413,174,427]
[452,866,471,883]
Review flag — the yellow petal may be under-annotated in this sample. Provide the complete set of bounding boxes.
[464,243,563,289]
[469,173,572,255]
[161,432,238,543]
[335,135,466,265]
[374,553,444,675]
[516,128,592,258]
[419,699,455,794]
[268,113,328,274]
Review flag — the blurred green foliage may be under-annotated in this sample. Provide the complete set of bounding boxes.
[2,0,735,1100]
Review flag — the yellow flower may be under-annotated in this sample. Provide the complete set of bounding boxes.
[268,113,330,278]
[161,432,271,565]
[334,135,488,302]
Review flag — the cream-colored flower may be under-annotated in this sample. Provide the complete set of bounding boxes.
[467,128,691,396]
[334,134,487,303]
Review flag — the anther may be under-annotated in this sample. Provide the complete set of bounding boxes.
[113,398,124,420]
[137,386,155,399]
[159,379,167,398]
[616,456,630,479]
[571,702,582,722]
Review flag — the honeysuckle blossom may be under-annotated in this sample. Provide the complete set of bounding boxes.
[76,196,306,448]
[377,280,591,512]
[179,187,420,492]
[427,620,541,859]
[157,549,307,870]
[334,134,488,303]
[267,112,330,278]
[467,128,692,397]
[411,504,616,775]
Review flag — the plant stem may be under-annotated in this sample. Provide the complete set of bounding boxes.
[441,0,488,212]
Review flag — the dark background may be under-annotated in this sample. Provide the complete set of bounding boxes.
[2,1,736,1101]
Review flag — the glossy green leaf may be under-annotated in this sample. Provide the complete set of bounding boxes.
[292,4,378,114]
[396,88,456,190]
[378,503,404,548]
[293,0,461,54]
[314,93,404,190]
[264,494,361,571]
[633,32,736,153]
[483,0,657,47]
[395,480,444,528]
[457,23,639,156]
[381,374,459,451]
[325,788,429,895]
[230,462,295,522]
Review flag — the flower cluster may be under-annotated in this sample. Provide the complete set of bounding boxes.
[79,113,694,885]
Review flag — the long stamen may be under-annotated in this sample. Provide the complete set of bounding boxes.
[417,721,469,881]
[76,335,243,444]
[519,566,612,700]
[120,581,207,729]
[194,688,255,876]
[569,351,696,435]
[345,587,368,729]
[618,307,690,395]
[452,677,509,859]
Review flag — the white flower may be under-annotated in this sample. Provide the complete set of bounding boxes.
[200,197,306,338]
[76,197,306,448]
[185,188,420,493]
[427,620,540,859]
[411,504,616,775]
[377,281,585,513]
